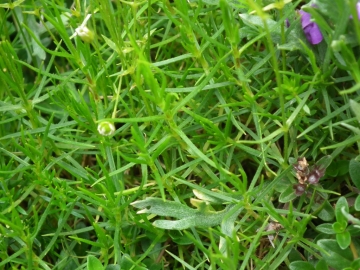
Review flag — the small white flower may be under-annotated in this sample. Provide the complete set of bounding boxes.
[70,14,94,43]
[97,121,115,136]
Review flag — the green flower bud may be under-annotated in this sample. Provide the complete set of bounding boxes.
[97,121,115,136]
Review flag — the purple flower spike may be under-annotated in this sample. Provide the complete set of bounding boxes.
[299,10,323,45]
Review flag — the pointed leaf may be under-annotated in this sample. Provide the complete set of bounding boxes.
[279,184,297,203]
[314,155,332,172]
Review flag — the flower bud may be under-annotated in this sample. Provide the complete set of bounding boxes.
[75,25,94,43]
[97,121,115,136]
[299,9,323,45]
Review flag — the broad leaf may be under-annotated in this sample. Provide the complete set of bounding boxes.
[312,200,334,221]
[317,239,352,270]
[131,198,241,230]
[289,261,316,270]
[316,223,335,235]
[315,259,328,270]
[336,230,351,250]
[87,255,105,270]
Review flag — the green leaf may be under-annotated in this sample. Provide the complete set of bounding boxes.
[349,159,360,189]
[315,200,335,221]
[192,189,225,205]
[119,254,147,270]
[336,230,351,250]
[315,259,328,270]
[279,184,297,203]
[335,197,349,225]
[317,239,352,270]
[333,221,347,234]
[169,231,193,245]
[289,261,316,270]
[131,198,241,230]
[355,195,360,211]
[350,100,360,122]
[87,255,105,270]
[239,14,282,43]
[316,223,335,235]
[340,207,360,226]
[105,265,120,270]
[351,258,360,269]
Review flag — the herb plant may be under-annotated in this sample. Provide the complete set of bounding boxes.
[1,0,360,269]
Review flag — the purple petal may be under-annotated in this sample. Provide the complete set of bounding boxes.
[299,9,323,45]
[299,10,312,28]
[303,22,323,44]
[350,2,360,20]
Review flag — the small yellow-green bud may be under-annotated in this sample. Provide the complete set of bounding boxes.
[97,121,115,136]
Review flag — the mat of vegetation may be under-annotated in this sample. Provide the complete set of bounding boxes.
[1,0,360,269]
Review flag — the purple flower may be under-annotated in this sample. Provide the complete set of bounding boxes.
[293,184,306,196]
[349,2,360,20]
[307,165,325,184]
[299,10,323,45]
[285,18,290,28]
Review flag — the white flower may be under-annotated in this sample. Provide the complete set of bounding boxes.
[97,121,115,136]
[70,14,94,43]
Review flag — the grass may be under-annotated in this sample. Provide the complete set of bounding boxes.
[1,0,360,269]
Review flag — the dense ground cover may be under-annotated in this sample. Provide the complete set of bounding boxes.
[1,0,360,269]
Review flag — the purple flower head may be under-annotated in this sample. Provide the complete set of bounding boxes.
[293,184,306,196]
[307,165,325,184]
[299,9,323,45]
